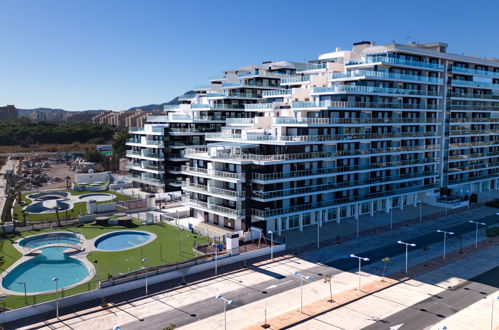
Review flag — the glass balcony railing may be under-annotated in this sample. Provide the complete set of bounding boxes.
[330,70,443,84]
[182,197,244,216]
[226,118,255,125]
[452,66,499,78]
[448,92,499,100]
[181,165,245,180]
[128,127,145,133]
[126,174,165,185]
[252,171,437,199]
[147,116,168,122]
[183,182,244,198]
[184,149,331,162]
[251,184,438,218]
[272,117,439,125]
[126,139,141,144]
[347,56,444,70]
[451,79,499,89]
[291,100,440,110]
[244,103,274,110]
[262,89,292,97]
[280,76,311,84]
[126,150,141,157]
[312,85,440,96]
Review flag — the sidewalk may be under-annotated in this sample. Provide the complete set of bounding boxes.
[242,236,499,330]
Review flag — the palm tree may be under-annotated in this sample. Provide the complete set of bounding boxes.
[324,274,334,302]
[65,176,71,189]
[53,206,61,227]
[381,257,391,282]
[421,245,430,265]
[20,209,27,227]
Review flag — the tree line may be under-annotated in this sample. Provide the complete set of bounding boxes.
[0,118,118,146]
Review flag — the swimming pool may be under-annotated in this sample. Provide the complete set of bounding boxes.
[19,232,81,249]
[24,200,71,213]
[78,193,115,202]
[2,247,89,294]
[94,231,154,251]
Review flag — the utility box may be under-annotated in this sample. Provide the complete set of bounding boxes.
[225,233,240,255]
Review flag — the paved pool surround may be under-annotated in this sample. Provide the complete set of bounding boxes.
[1,230,156,295]
[23,190,116,214]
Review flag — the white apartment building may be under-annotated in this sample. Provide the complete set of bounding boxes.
[126,62,299,192]
[182,41,499,233]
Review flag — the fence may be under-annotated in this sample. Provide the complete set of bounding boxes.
[0,242,286,323]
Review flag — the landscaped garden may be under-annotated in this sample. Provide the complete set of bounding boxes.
[0,219,209,309]
[12,189,135,222]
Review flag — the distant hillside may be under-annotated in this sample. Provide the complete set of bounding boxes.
[17,93,184,117]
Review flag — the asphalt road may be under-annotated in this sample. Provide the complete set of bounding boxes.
[362,266,499,330]
[6,215,499,329]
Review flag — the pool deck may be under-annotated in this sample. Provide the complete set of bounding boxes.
[23,190,116,214]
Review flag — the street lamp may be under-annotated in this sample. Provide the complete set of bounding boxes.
[214,243,219,275]
[397,240,416,273]
[469,220,486,248]
[350,254,369,291]
[293,272,312,313]
[141,257,148,295]
[18,281,27,304]
[436,230,454,260]
[491,296,499,330]
[215,294,232,330]
[268,230,274,260]
[52,277,59,318]
[417,200,422,223]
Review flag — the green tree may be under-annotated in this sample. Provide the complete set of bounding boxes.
[324,274,334,302]
[381,257,391,282]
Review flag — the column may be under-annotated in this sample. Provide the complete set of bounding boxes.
[355,204,359,220]
[299,214,303,231]
[336,208,341,224]
[370,201,374,216]
[277,217,282,236]
[386,198,391,213]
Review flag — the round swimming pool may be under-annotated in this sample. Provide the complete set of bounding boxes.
[20,232,81,249]
[27,191,68,200]
[24,200,71,213]
[2,247,89,294]
[94,231,154,251]
[78,193,115,202]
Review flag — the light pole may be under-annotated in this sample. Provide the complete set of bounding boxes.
[293,272,312,313]
[214,244,218,275]
[141,257,148,295]
[268,230,274,260]
[443,195,448,216]
[436,230,454,260]
[469,220,486,248]
[417,200,422,223]
[215,294,232,330]
[397,240,416,273]
[18,281,27,304]
[52,277,59,318]
[356,215,360,238]
[491,296,498,330]
[350,254,369,291]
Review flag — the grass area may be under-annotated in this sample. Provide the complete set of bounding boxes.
[0,220,209,309]
[12,190,134,222]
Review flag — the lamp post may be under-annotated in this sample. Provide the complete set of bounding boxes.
[293,272,312,313]
[417,200,422,223]
[491,296,498,330]
[141,257,148,295]
[215,295,232,330]
[469,220,486,248]
[18,281,27,304]
[268,230,274,260]
[443,195,448,216]
[52,277,59,318]
[397,240,416,273]
[350,254,369,291]
[436,230,454,260]
[356,215,360,238]
[214,244,218,275]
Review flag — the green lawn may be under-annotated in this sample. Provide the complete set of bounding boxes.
[0,220,209,309]
[13,190,135,222]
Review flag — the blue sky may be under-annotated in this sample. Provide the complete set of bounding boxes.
[1,0,498,111]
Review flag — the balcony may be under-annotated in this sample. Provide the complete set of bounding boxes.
[183,182,244,198]
[126,138,142,144]
[244,103,274,110]
[226,118,255,125]
[181,165,245,180]
[126,174,165,186]
[184,148,331,162]
[448,92,499,100]
[347,56,443,70]
[272,117,439,125]
[451,66,499,78]
[292,100,440,110]
[330,71,443,84]
[147,116,168,122]
[182,197,244,217]
[251,184,438,218]
[312,85,440,97]
[451,79,499,89]
[280,76,310,84]
[262,89,292,97]
[252,171,437,199]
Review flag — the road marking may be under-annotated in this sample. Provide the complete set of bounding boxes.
[264,280,293,290]
[389,324,404,330]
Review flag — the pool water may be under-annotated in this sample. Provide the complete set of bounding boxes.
[2,247,89,293]
[20,232,80,249]
[95,231,153,251]
[78,193,114,202]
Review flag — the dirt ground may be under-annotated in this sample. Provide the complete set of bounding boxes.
[42,162,75,189]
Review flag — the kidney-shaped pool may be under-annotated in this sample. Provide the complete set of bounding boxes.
[94,231,154,251]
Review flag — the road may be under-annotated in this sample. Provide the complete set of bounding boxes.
[362,266,499,330]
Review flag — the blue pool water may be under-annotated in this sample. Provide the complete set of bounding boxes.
[2,247,89,293]
[20,232,80,249]
[95,231,153,251]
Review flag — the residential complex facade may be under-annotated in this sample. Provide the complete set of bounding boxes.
[127,41,499,234]
[0,105,18,121]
